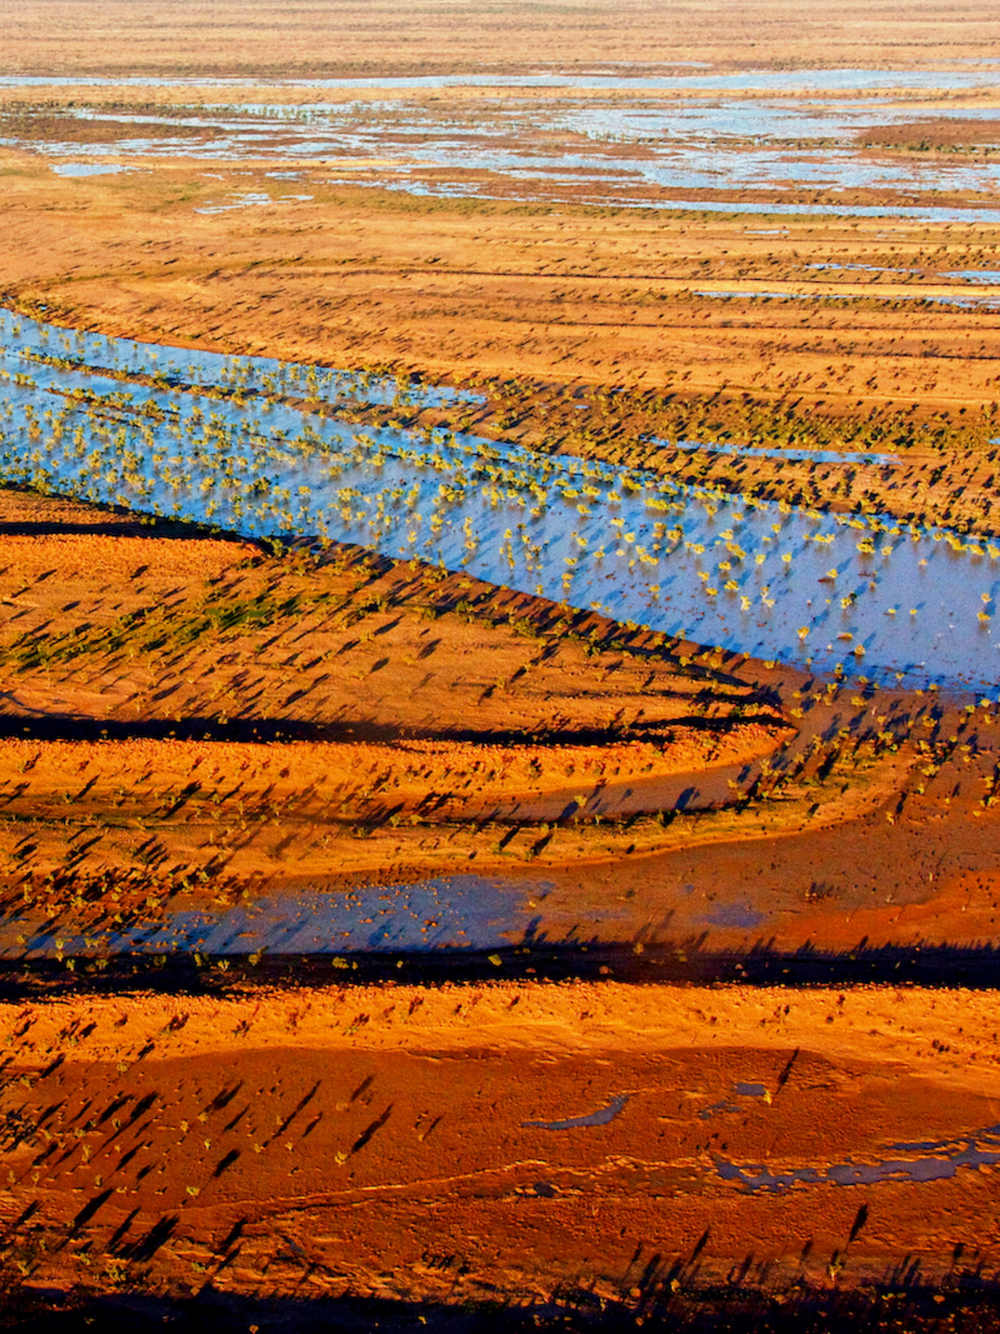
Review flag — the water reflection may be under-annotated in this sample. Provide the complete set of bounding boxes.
[7,67,1000,220]
[0,875,536,958]
[2,309,999,690]
[717,1122,1000,1192]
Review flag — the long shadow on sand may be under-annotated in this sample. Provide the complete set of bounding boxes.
[0,711,783,746]
[2,935,1000,999]
[2,1270,1000,1332]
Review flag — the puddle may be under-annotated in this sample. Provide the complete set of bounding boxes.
[805,264,1000,296]
[716,1122,1000,1192]
[195,190,274,213]
[3,310,1000,691]
[194,191,313,214]
[944,269,1000,284]
[703,901,767,930]
[0,874,539,959]
[0,309,479,412]
[7,69,1000,220]
[671,439,901,467]
[51,162,131,177]
[522,1094,629,1130]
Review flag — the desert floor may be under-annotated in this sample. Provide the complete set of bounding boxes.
[4,4,1000,1329]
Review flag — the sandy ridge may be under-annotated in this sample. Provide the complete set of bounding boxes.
[3,981,997,1096]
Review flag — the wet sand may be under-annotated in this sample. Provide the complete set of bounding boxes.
[3,158,1000,544]
[5,2,1000,1326]
[3,981,1000,1310]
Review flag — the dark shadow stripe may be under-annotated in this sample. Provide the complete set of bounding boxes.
[2,937,1000,999]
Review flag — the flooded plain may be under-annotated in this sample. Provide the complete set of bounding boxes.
[6,66,1000,219]
[9,5,1000,1320]
[3,309,1000,690]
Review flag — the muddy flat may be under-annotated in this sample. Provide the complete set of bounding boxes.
[1,981,998,1309]
[6,3,1000,1330]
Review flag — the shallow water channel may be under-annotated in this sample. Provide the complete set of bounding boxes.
[0,875,538,960]
[716,1122,1000,1192]
[2,310,1000,691]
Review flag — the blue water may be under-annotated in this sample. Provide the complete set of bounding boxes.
[671,438,901,466]
[0,874,536,958]
[3,309,1000,691]
[5,69,1000,92]
[717,1122,1000,1192]
[522,1095,629,1129]
[9,68,1000,221]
